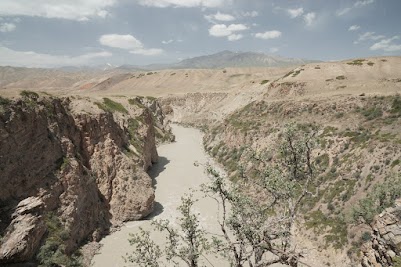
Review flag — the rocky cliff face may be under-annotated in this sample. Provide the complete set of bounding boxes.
[0,95,163,265]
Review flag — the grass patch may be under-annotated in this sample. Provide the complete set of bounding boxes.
[361,106,383,120]
[347,59,366,66]
[305,210,348,249]
[291,69,304,77]
[96,98,128,114]
[20,90,39,100]
[392,159,400,168]
[37,212,81,267]
[390,95,401,116]
[283,70,294,78]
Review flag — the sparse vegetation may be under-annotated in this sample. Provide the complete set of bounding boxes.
[336,75,346,80]
[260,79,269,85]
[352,174,401,224]
[347,59,366,66]
[95,98,128,114]
[20,90,39,100]
[37,212,81,267]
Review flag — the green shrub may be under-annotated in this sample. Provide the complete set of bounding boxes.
[305,210,348,249]
[390,95,401,116]
[96,98,128,114]
[336,75,346,80]
[260,80,269,85]
[37,212,81,267]
[20,90,39,100]
[0,96,11,105]
[347,59,366,66]
[362,106,382,120]
[352,175,401,224]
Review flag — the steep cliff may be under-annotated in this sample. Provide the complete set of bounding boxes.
[0,94,166,265]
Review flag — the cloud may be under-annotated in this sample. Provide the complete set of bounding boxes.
[349,25,360,31]
[255,30,282,40]
[354,31,385,44]
[287,8,304,18]
[227,34,243,41]
[303,12,316,27]
[370,36,401,52]
[337,0,374,16]
[130,48,163,56]
[241,11,258,18]
[136,0,230,8]
[0,0,116,21]
[0,22,16,32]
[209,24,248,41]
[0,46,111,67]
[269,47,279,53]
[99,34,143,50]
[162,39,174,44]
[355,0,375,8]
[99,34,163,56]
[204,12,235,22]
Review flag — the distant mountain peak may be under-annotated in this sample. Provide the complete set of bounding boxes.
[170,51,318,69]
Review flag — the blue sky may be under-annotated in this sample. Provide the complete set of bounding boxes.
[0,0,400,67]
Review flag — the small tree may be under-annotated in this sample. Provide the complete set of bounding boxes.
[203,123,317,267]
[125,195,209,267]
[127,123,318,267]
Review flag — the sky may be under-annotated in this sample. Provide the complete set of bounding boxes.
[0,0,400,68]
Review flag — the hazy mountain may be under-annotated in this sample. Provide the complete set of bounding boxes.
[169,50,319,69]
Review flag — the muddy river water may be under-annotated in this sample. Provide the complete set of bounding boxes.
[92,125,229,267]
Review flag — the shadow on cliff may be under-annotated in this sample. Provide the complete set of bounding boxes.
[148,156,170,188]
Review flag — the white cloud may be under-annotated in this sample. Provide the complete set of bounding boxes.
[303,12,316,27]
[204,12,235,22]
[0,22,16,32]
[209,24,248,40]
[136,0,230,8]
[355,31,385,44]
[269,47,279,53]
[99,34,163,56]
[337,0,374,16]
[99,34,143,50]
[0,46,111,67]
[349,25,360,31]
[130,48,164,56]
[287,8,304,18]
[355,0,375,8]
[162,39,174,44]
[370,36,401,52]
[255,30,282,40]
[241,11,258,18]
[227,34,243,41]
[0,0,116,21]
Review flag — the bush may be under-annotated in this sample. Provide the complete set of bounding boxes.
[37,212,81,267]
[352,175,401,224]
[0,96,11,105]
[20,90,39,100]
[96,98,128,114]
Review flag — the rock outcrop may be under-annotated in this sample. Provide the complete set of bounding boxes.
[0,96,162,264]
[361,201,401,266]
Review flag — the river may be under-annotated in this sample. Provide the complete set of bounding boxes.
[91,125,227,267]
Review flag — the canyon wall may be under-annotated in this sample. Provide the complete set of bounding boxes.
[0,95,167,265]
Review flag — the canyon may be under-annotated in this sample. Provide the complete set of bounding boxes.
[0,56,401,266]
